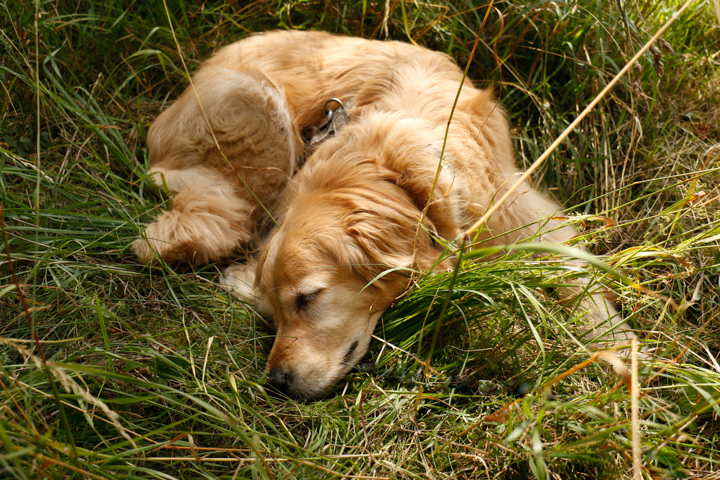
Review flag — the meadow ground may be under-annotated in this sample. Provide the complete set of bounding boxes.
[1,1,720,478]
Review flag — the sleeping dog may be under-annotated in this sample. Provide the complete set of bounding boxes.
[134,30,634,400]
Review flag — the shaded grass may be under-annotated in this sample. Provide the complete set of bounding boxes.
[1,0,720,478]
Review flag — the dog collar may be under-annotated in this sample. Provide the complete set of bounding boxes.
[298,98,349,169]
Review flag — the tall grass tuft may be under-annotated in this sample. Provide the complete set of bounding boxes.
[1,1,719,478]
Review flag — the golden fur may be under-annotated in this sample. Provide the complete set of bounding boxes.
[134,30,634,400]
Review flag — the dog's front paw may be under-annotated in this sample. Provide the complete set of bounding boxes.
[221,263,270,311]
[222,263,273,316]
[222,264,256,299]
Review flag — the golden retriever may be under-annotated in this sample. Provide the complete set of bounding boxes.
[134,30,634,400]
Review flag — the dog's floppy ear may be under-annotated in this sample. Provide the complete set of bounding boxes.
[345,207,415,273]
[350,116,462,242]
[343,188,446,281]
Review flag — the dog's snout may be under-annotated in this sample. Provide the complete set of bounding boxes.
[267,367,293,394]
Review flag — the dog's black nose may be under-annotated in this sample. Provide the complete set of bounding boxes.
[266,367,293,395]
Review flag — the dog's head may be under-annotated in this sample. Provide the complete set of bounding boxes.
[254,128,456,399]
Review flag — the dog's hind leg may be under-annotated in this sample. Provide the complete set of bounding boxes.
[557,274,635,344]
[452,90,634,343]
[134,67,299,265]
[133,166,256,265]
[472,186,635,344]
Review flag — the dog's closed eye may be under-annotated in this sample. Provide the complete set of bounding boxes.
[296,289,323,313]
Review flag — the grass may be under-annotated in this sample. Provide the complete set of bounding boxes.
[1,0,720,478]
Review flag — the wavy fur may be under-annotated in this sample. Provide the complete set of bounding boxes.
[135,31,634,400]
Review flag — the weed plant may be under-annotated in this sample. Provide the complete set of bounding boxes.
[1,1,719,478]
